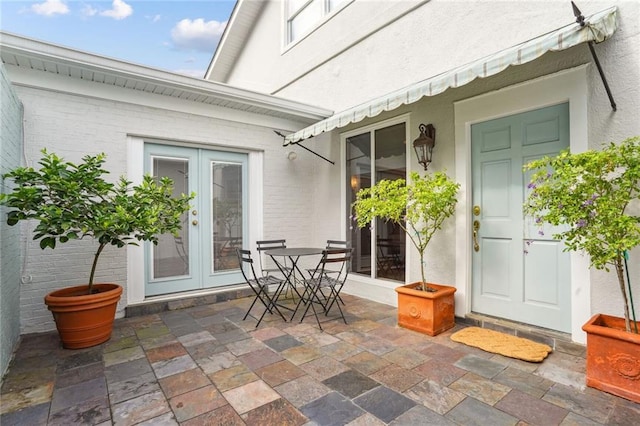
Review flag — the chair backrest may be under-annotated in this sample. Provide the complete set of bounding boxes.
[316,248,352,280]
[256,239,287,275]
[237,248,260,283]
[326,240,350,249]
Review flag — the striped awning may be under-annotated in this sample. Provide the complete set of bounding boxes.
[284,6,617,145]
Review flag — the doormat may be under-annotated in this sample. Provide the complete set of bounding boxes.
[451,327,552,362]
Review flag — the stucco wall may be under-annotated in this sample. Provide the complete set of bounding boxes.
[4,71,327,334]
[0,64,24,379]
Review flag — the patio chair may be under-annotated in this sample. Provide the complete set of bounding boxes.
[315,240,350,305]
[236,248,287,327]
[256,239,292,277]
[297,247,352,331]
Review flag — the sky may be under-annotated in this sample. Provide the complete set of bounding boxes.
[0,0,237,78]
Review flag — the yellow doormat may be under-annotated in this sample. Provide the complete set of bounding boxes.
[451,327,552,362]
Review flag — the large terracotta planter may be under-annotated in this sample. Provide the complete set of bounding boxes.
[44,283,123,349]
[395,282,456,336]
[582,313,640,403]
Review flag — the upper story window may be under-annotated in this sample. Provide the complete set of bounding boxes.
[287,0,350,44]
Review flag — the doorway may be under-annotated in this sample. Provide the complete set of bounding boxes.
[471,103,571,332]
[144,144,248,296]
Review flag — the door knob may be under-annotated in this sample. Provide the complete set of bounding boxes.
[473,220,480,252]
[192,220,198,226]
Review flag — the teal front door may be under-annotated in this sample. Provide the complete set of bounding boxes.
[144,144,247,296]
[471,103,571,332]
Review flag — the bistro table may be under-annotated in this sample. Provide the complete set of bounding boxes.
[264,247,324,320]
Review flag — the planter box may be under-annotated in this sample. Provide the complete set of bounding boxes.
[582,313,640,403]
[45,283,123,349]
[395,282,456,336]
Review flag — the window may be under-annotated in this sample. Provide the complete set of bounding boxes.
[346,121,406,282]
[287,0,350,44]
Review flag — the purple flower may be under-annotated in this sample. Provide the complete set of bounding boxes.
[577,219,587,228]
[527,182,536,189]
[535,217,542,224]
[538,230,545,236]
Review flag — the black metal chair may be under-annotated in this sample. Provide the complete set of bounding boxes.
[256,239,291,277]
[308,240,350,305]
[256,239,297,299]
[296,248,352,331]
[237,249,287,328]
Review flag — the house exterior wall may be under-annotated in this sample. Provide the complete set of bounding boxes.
[3,68,327,334]
[212,0,640,342]
[0,64,24,378]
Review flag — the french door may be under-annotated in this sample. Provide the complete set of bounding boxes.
[471,103,571,332]
[144,144,247,296]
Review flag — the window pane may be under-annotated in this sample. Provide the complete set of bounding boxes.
[346,132,372,277]
[374,123,406,281]
[212,162,242,272]
[328,0,349,12]
[289,0,321,42]
[152,157,190,279]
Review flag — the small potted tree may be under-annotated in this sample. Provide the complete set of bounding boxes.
[524,136,639,403]
[353,171,460,336]
[1,150,193,349]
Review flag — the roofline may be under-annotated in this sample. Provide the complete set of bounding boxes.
[0,31,332,122]
[205,0,263,83]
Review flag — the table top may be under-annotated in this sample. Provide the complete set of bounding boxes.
[265,247,323,257]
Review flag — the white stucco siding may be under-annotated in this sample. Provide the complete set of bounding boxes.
[218,1,627,111]
[6,76,333,333]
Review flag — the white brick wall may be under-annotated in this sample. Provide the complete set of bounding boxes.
[9,82,332,334]
[0,64,24,378]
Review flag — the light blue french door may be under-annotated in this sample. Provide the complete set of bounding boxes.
[471,103,571,332]
[144,144,248,296]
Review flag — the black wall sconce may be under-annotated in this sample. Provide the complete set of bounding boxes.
[413,123,436,171]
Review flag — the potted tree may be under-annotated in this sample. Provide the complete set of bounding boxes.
[1,150,193,349]
[524,136,639,403]
[353,171,460,336]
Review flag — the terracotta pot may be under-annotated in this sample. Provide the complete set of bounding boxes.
[395,282,456,336]
[44,283,123,349]
[582,313,640,403]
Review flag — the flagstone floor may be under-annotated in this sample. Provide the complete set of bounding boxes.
[1,294,639,425]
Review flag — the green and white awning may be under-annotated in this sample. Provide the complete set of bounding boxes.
[284,6,617,145]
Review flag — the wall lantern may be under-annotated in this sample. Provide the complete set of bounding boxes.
[413,123,436,170]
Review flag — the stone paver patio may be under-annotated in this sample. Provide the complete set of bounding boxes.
[1,294,639,425]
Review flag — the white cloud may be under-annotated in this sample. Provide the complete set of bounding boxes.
[99,0,133,20]
[82,5,98,17]
[31,0,69,16]
[151,14,161,23]
[171,18,227,52]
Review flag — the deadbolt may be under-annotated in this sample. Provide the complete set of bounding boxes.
[192,220,198,226]
[192,210,198,216]
[473,205,481,216]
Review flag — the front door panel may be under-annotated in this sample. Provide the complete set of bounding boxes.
[144,144,246,296]
[471,103,571,332]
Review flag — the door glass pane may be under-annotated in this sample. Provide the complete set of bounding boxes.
[374,123,406,281]
[152,157,190,279]
[212,161,242,272]
[346,123,406,282]
[347,132,371,277]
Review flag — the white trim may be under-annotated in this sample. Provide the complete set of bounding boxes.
[454,65,591,343]
[127,136,145,305]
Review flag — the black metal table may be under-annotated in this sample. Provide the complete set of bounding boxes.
[264,247,324,319]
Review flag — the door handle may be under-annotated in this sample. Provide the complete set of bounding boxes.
[473,220,480,252]
[192,220,198,226]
